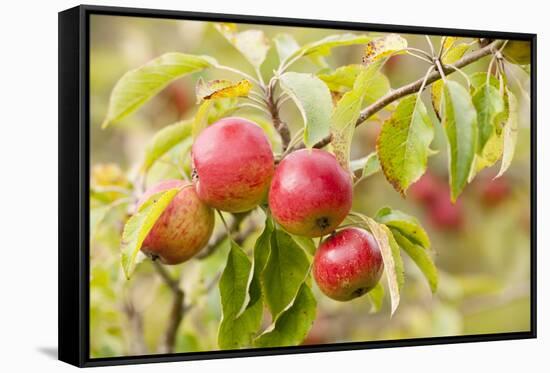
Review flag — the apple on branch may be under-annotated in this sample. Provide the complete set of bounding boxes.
[313,228,384,301]
[138,179,215,264]
[269,149,353,238]
[192,117,274,213]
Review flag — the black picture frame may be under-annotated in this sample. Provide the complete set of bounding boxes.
[58,4,537,368]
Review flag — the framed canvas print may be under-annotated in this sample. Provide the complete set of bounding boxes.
[58,5,537,367]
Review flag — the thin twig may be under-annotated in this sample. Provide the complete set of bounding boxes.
[425,35,435,57]
[446,64,471,87]
[122,299,148,355]
[434,58,447,82]
[355,40,504,126]
[214,64,263,88]
[236,102,271,115]
[196,212,251,259]
[152,261,184,354]
[406,51,433,64]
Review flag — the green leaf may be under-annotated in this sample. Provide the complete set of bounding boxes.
[470,72,501,92]
[496,88,519,178]
[472,84,505,153]
[192,97,239,138]
[254,283,316,347]
[467,73,508,181]
[331,61,390,171]
[142,120,192,172]
[469,127,504,182]
[362,34,407,66]
[376,94,434,195]
[431,42,470,120]
[254,215,275,279]
[374,207,430,249]
[215,23,270,68]
[331,66,373,171]
[91,203,124,240]
[318,64,391,104]
[274,34,300,64]
[102,53,214,128]
[367,282,384,313]
[442,80,478,201]
[90,204,111,239]
[350,152,381,179]
[443,43,470,64]
[120,188,180,279]
[317,64,391,101]
[286,34,371,66]
[218,216,274,349]
[193,100,213,139]
[261,229,311,320]
[358,215,404,315]
[279,72,333,148]
[392,230,438,293]
[290,234,317,257]
[318,64,363,92]
[195,78,252,103]
[218,241,263,349]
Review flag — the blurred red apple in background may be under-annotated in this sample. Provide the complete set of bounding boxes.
[409,172,442,205]
[427,192,464,231]
[479,177,511,207]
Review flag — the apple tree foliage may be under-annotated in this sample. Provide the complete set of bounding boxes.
[94,24,528,350]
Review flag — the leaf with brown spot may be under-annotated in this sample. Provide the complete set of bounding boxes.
[362,34,407,66]
[376,95,434,195]
[195,78,252,103]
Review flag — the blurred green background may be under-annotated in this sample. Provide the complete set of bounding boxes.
[89,15,531,358]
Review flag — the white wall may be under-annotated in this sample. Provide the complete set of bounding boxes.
[0,0,546,371]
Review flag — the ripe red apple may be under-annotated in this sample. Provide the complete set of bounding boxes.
[269,149,353,237]
[138,179,215,264]
[192,117,274,212]
[313,228,384,301]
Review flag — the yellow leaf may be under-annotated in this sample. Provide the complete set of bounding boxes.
[195,78,252,103]
[362,34,407,65]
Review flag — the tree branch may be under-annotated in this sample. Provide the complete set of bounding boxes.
[152,261,184,354]
[266,84,291,150]
[122,299,148,355]
[150,211,256,353]
[291,39,505,152]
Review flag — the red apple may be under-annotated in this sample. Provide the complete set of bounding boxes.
[408,172,442,205]
[313,228,384,301]
[192,117,274,212]
[138,179,215,264]
[269,149,353,237]
[480,177,511,207]
[428,192,464,231]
